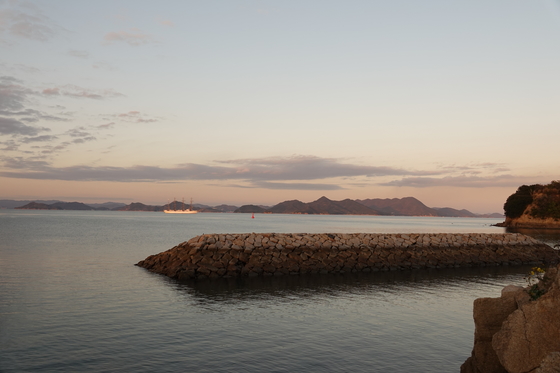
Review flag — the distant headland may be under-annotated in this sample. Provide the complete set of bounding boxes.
[496,180,560,229]
[1,196,503,218]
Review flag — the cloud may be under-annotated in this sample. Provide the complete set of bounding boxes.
[0,2,61,42]
[1,154,546,192]
[438,162,511,174]
[2,77,118,124]
[252,181,345,190]
[0,75,32,111]
[65,126,96,143]
[118,111,140,117]
[42,87,60,95]
[0,109,70,125]
[0,139,19,151]
[116,110,158,123]
[92,61,117,71]
[0,155,439,185]
[97,122,115,129]
[41,85,124,100]
[157,18,174,27]
[216,155,439,181]
[68,49,89,58]
[0,117,49,136]
[379,175,535,188]
[103,29,156,46]
[0,62,41,74]
[72,136,96,144]
[65,126,92,138]
[1,156,51,169]
[21,135,58,143]
[39,142,71,155]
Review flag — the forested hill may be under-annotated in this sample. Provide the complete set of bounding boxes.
[500,181,560,228]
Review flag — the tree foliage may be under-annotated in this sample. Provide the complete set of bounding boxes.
[529,180,560,220]
[503,185,534,218]
[504,181,560,220]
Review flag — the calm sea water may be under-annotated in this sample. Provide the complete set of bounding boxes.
[1,210,559,372]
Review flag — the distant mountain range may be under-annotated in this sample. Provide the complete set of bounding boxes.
[6,200,235,213]
[1,197,503,218]
[234,196,503,218]
[266,197,377,215]
[12,201,98,211]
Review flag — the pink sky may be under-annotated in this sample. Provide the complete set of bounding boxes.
[1,1,559,213]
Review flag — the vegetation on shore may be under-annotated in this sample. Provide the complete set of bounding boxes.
[504,181,560,221]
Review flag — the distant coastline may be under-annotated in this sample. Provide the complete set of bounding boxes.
[2,196,504,218]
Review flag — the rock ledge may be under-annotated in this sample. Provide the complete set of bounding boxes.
[461,264,560,373]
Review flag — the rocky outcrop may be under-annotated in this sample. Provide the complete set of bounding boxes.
[136,233,559,280]
[501,181,560,229]
[502,215,560,230]
[461,264,560,373]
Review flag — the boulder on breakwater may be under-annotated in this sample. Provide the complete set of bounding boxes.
[136,233,560,280]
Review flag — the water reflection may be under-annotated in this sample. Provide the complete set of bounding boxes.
[169,265,534,305]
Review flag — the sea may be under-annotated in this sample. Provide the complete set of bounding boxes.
[1,210,559,373]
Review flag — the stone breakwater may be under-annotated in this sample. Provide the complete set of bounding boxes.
[136,233,560,280]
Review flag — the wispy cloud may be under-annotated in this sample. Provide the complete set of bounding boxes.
[116,110,158,123]
[0,108,69,122]
[68,49,89,58]
[216,155,439,181]
[437,162,511,175]
[65,126,92,138]
[0,1,62,42]
[0,62,40,74]
[103,28,156,46]
[65,126,96,143]
[0,139,19,151]
[0,76,32,111]
[252,181,345,190]
[157,17,174,27]
[42,85,124,100]
[92,61,117,71]
[2,156,51,169]
[21,135,58,143]
[39,142,72,155]
[0,76,123,133]
[0,76,126,159]
[42,87,59,96]
[97,122,115,129]
[0,117,49,136]
[380,175,538,188]
[0,155,440,187]
[71,137,96,144]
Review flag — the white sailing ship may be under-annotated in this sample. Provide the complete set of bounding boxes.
[164,198,198,214]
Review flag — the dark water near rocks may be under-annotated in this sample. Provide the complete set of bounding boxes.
[1,211,559,372]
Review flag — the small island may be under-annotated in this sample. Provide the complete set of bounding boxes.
[497,181,560,229]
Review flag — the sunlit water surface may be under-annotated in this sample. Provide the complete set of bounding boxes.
[1,211,559,372]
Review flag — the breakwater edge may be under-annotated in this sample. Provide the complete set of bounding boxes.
[136,233,560,280]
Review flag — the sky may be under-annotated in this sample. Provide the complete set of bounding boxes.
[1,0,559,213]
